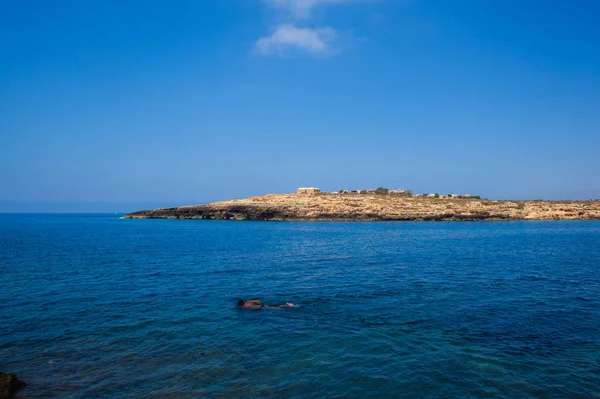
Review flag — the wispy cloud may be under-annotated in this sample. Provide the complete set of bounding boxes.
[256,0,362,55]
[256,25,337,54]
[265,0,350,19]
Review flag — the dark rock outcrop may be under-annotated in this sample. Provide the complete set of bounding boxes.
[0,372,26,399]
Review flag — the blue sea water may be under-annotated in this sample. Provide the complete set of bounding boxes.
[1,214,600,398]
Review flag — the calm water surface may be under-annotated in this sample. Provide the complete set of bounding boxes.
[1,215,599,398]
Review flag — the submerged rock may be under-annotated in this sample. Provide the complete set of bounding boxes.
[0,372,26,399]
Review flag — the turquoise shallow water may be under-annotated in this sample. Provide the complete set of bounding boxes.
[1,214,600,398]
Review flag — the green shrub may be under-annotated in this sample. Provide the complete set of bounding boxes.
[375,187,389,195]
[434,193,440,198]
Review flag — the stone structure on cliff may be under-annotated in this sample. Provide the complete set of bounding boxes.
[296,187,321,194]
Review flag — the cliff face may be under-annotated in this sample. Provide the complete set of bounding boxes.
[124,194,600,221]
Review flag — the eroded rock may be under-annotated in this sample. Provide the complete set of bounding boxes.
[0,372,26,399]
[124,194,600,221]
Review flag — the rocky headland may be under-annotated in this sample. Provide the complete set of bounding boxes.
[124,194,600,221]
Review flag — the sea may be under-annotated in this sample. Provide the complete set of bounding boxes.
[1,214,599,398]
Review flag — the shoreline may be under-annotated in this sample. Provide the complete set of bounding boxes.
[124,194,600,221]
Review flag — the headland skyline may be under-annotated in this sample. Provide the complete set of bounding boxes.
[1,1,599,213]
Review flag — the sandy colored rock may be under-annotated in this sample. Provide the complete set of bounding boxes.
[125,194,600,221]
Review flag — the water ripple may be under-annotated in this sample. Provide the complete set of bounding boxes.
[1,216,600,398]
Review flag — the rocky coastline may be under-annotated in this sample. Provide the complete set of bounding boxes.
[124,194,600,221]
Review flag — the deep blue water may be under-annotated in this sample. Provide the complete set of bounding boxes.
[1,214,600,398]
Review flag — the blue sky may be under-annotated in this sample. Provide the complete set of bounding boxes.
[1,0,599,212]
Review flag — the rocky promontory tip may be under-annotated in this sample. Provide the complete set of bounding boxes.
[0,372,26,399]
[124,192,600,221]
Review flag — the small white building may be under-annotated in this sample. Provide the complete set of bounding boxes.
[296,187,321,195]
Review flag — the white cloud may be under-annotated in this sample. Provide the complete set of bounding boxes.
[257,0,372,55]
[256,24,337,54]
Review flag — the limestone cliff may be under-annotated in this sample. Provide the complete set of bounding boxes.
[124,194,600,221]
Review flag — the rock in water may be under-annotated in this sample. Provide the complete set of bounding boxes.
[0,372,26,399]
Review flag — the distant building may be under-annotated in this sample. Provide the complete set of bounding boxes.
[389,189,411,196]
[297,187,321,195]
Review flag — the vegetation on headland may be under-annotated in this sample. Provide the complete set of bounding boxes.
[333,187,481,200]
[124,192,600,221]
